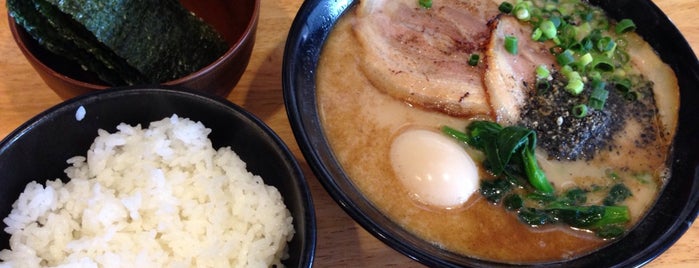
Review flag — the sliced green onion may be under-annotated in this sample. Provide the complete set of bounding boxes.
[591,55,615,72]
[566,70,582,83]
[505,35,518,55]
[588,99,604,110]
[499,2,514,13]
[468,54,480,66]
[588,70,602,81]
[531,28,543,40]
[614,78,632,93]
[418,0,432,8]
[560,65,575,77]
[579,37,594,52]
[556,49,576,66]
[539,20,557,39]
[565,79,584,95]
[514,2,531,21]
[615,19,636,34]
[577,52,593,67]
[535,64,550,79]
[549,16,562,28]
[589,87,609,110]
[580,10,594,22]
[596,36,617,53]
[572,104,588,118]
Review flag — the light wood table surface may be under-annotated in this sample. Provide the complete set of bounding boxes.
[0,0,697,267]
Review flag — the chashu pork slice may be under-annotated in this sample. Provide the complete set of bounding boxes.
[484,15,556,125]
[353,0,501,117]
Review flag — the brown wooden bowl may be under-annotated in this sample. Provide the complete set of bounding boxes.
[8,0,259,99]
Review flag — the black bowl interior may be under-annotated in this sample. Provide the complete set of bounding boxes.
[0,87,316,267]
[282,0,699,267]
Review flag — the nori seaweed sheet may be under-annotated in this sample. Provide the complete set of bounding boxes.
[7,0,127,85]
[33,0,147,85]
[44,0,229,83]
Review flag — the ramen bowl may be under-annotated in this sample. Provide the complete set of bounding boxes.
[0,86,316,267]
[282,0,699,266]
[8,0,259,99]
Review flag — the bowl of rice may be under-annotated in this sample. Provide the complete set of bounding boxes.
[0,86,316,267]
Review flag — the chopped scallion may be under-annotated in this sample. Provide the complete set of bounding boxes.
[514,2,531,21]
[596,37,617,53]
[591,56,615,72]
[499,2,514,14]
[614,78,632,93]
[535,64,550,79]
[468,54,480,66]
[505,35,518,55]
[577,52,593,67]
[615,19,637,34]
[418,0,432,9]
[531,28,543,40]
[556,49,575,66]
[539,20,557,39]
[572,104,588,118]
[589,87,609,110]
[565,79,584,95]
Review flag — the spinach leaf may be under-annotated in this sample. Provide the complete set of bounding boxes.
[443,122,631,238]
[603,183,632,205]
[443,122,554,193]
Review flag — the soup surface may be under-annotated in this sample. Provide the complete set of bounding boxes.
[317,0,678,263]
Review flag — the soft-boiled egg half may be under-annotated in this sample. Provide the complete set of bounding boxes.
[389,128,479,209]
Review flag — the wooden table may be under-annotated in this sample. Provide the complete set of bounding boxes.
[0,0,697,266]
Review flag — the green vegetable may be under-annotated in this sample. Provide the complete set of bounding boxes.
[603,183,632,205]
[535,64,550,79]
[442,121,553,193]
[556,49,576,66]
[565,78,584,95]
[468,54,480,66]
[480,178,514,203]
[572,104,588,118]
[513,1,531,21]
[443,122,632,238]
[504,35,519,55]
[539,20,557,39]
[419,0,432,9]
[504,194,524,211]
[588,82,609,109]
[502,0,646,116]
[615,19,637,34]
[517,197,630,238]
[498,2,514,13]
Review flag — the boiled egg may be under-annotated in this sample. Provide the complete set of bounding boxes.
[389,128,479,209]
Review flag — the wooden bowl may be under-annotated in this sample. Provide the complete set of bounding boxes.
[8,0,259,99]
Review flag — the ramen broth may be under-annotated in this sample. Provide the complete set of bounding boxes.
[316,3,677,263]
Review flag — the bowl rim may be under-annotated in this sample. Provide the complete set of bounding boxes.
[0,86,317,267]
[282,0,699,267]
[7,0,261,88]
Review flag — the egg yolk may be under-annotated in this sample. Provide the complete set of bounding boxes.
[390,129,479,209]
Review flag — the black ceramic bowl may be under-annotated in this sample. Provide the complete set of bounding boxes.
[282,0,699,267]
[0,87,316,267]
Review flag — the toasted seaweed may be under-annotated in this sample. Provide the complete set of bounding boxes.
[44,0,229,83]
[33,0,147,85]
[7,0,127,85]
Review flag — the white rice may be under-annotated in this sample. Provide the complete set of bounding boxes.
[0,115,294,267]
